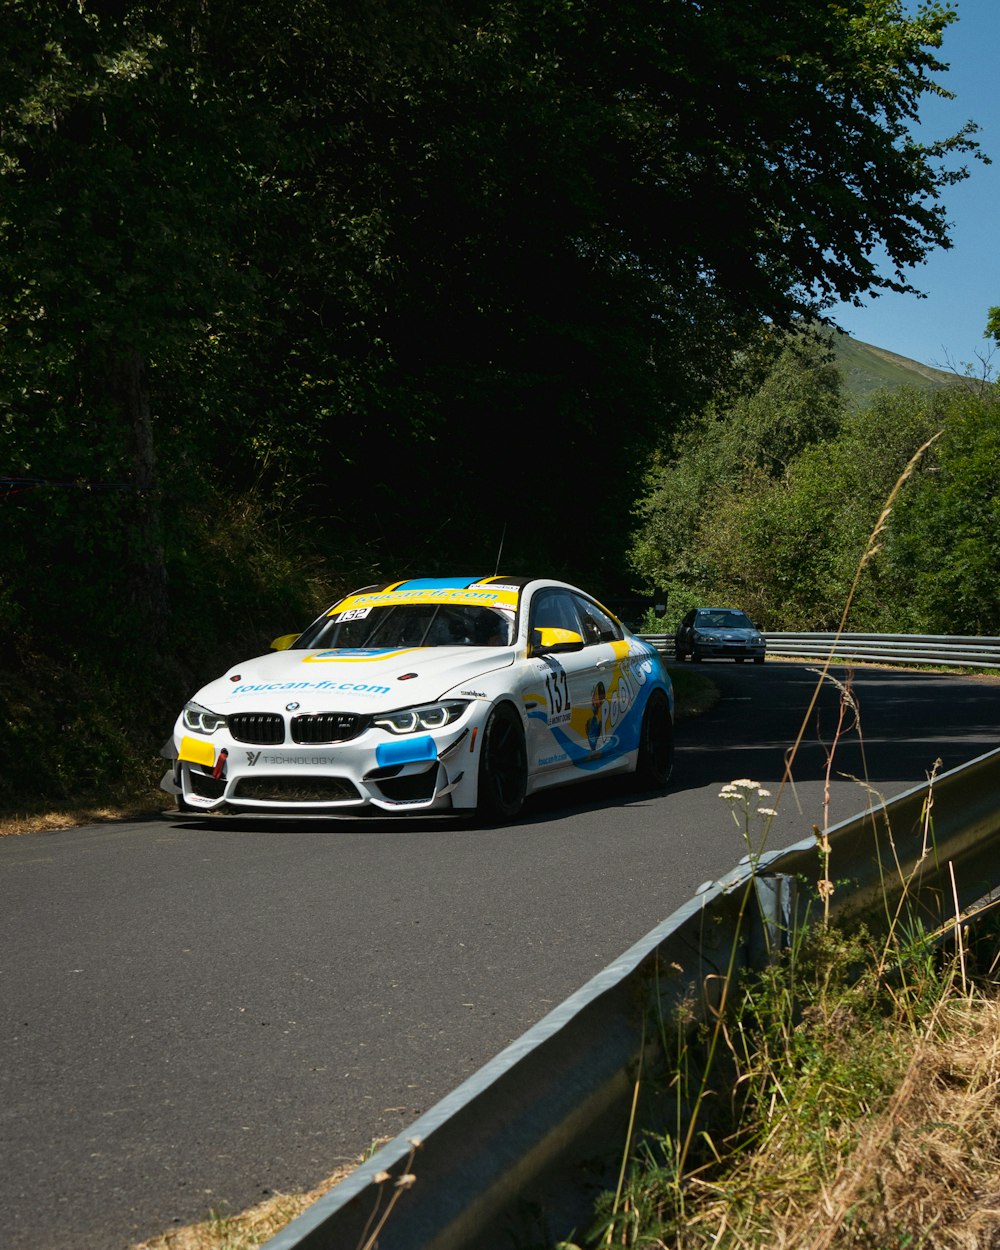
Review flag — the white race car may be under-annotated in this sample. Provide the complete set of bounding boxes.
[161,575,674,821]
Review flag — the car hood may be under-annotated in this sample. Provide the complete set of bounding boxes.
[190,646,517,715]
[698,627,760,639]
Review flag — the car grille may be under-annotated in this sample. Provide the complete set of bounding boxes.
[291,713,367,744]
[227,713,285,745]
[230,777,361,803]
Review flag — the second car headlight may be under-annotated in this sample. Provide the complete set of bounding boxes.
[182,702,228,734]
[373,700,469,735]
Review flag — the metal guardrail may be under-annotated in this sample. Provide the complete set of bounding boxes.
[763,632,1000,668]
[264,747,1000,1250]
[639,632,675,658]
[640,631,1000,669]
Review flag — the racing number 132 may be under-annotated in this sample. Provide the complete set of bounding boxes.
[545,669,570,715]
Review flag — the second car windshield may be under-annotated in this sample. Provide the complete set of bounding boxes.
[698,611,753,628]
[296,603,513,650]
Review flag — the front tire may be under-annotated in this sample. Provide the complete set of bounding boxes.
[633,691,674,789]
[476,703,527,823]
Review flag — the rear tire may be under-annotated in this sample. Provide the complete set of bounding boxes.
[633,691,674,789]
[476,703,527,823]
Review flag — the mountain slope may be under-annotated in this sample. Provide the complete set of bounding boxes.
[825,328,956,404]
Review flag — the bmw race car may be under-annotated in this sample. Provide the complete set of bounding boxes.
[161,575,674,821]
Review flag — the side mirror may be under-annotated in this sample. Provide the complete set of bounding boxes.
[270,633,299,651]
[531,626,584,655]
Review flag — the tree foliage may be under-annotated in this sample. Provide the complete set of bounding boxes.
[886,388,1000,633]
[630,359,1000,636]
[630,330,849,620]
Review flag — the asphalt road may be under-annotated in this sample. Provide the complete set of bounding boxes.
[3,662,1000,1249]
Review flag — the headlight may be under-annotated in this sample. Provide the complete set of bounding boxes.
[182,702,228,734]
[373,700,469,735]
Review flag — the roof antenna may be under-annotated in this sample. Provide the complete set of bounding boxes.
[494,522,507,577]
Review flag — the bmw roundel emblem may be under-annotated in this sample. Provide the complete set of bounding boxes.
[286,702,300,711]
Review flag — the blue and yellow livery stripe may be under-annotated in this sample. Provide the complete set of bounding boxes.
[302,648,419,664]
[330,578,520,614]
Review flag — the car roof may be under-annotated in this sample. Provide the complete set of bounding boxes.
[327,575,624,623]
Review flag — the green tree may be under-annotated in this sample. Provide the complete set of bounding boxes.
[0,1,273,644]
[290,0,980,583]
[2,0,982,602]
[630,330,847,614]
[886,387,1000,633]
[697,389,945,629]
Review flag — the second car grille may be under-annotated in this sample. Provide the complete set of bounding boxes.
[291,713,366,744]
[227,713,285,745]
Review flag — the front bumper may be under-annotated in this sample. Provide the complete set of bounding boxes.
[162,717,481,817]
[693,635,766,660]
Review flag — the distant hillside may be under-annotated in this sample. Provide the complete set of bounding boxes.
[825,328,956,404]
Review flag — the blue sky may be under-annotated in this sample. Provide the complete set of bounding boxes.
[828,0,1000,371]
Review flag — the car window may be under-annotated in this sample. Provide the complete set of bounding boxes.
[422,606,511,646]
[696,610,752,628]
[572,595,623,645]
[529,589,583,638]
[294,604,512,649]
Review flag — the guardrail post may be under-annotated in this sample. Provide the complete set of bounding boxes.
[750,873,798,966]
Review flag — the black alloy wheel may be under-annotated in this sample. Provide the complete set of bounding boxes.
[633,690,674,788]
[477,702,527,822]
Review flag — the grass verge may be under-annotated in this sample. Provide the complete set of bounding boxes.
[131,1160,363,1250]
[570,905,1000,1249]
[666,665,719,721]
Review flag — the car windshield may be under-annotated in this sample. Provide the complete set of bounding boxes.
[295,603,513,650]
[697,610,753,629]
